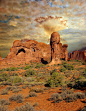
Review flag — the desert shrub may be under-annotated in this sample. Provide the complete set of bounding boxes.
[13,77,22,84]
[26,92,37,98]
[16,94,24,103]
[63,64,74,70]
[5,86,12,91]
[47,72,63,87]
[9,86,22,93]
[75,92,86,99]
[84,69,86,75]
[0,105,8,111]
[14,102,36,111]
[0,73,8,81]
[49,93,62,103]
[61,89,73,100]
[1,89,8,95]
[61,85,67,91]
[23,69,36,77]
[22,85,27,89]
[0,81,12,86]
[11,73,18,76]
[0,99,10,105]
[64,94,77,102]
[0,69,4,71]
[30,87,44,93]
[60,67,66,72]
[68,79,86,89]
[10,86,17,91]
[15,83,23,86]
[35,63,44,69]
[10,67,18,71]
[5,68,10,71]
[9,94,24,103]
[50,69,57,75]
[9,94,17,101]
[12,88,22,93]
[24,65,31,70]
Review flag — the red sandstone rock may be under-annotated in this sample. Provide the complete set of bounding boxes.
[49,32,61,65]
[62,44,68,61]
[70,49,86,61]
[0,32,69,67]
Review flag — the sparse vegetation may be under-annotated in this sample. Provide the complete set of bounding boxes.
[0,59,86,111]
[23,69,36,77]
[49,90,86,103]
[26,92,37,98]
[9,94,24,103]
[0,99,10,105]
[1,89,8,95]
[24,65,31,70]
[14,102,36,111]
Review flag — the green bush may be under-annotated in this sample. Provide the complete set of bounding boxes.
[23,69,36,77]
[13,77,22,84]
[10,67,18,71]
[47,72,63,87]
[63,64,74,70]
[0,73,9,81]
[35,63,44,68]
[24,65,31,70]
[5,68,10,71]
[60,67,66,72]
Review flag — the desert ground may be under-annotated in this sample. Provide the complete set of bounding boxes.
[0,60,86,111]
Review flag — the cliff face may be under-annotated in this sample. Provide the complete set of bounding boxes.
[69,49,86,61]
[0,32,69,66]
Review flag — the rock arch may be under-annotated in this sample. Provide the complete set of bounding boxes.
[16,48,25,55]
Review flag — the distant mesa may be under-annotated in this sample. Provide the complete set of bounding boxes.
[69,49,86,61]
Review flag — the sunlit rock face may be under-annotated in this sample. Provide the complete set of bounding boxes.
[0,32,69,66]
[70,49,86,61]
[4,39,51,65]
[49,32,68,65]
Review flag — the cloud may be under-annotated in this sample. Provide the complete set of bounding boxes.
[35,16,68,37]
[9,20,17,26]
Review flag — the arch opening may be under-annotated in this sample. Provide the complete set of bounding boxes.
[33,48,35,52]
[41,58,48,64]
[16,48,25,55]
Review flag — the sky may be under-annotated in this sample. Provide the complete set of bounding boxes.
[0,0,86,58]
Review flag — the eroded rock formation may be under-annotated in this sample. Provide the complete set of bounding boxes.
[49,32,68,65]
[70,49,86,61]
[0,32,69,66]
